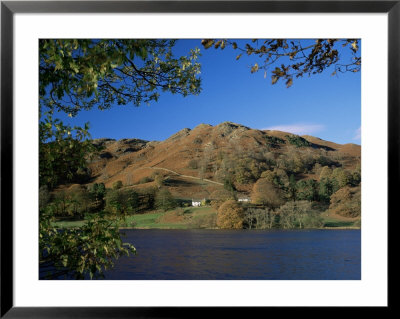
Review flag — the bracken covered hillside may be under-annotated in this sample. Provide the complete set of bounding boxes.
[82,122,360,217]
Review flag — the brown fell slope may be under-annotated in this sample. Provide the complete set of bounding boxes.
[86,122,361,198]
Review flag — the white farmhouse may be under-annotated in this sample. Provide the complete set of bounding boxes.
[238,197,251,203]
[192,200,202,207]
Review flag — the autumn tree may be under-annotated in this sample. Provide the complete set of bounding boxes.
[201,39,360,87]
[329,186,361,217]
[217,200,245,229]
[252,178,284,208]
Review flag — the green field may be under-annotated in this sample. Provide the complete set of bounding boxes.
[53,206,360,230]
[322,217,360,228]
[53,206,218,229]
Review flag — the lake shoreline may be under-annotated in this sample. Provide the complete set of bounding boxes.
[119,226,361,230]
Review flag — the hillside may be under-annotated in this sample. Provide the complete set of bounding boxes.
[83,122,360,200]
[44,121,361,230]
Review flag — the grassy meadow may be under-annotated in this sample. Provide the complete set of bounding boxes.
[53,206,359,230]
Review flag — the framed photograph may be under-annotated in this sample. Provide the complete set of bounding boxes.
[1,0,394,317]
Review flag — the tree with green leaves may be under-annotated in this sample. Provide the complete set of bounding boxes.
[155,188,177,211]
[39,211,135,279]
[331,167,351,189]
[39,114,96,189]
[88,182,106,211]
[296,179,318,201]
[40,39,201,116]
[105,188,140,216]
[318,178,335,203]
[201,39,360,87]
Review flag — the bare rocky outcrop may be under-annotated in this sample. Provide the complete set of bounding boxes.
[166,128,191,142]
[215,122,250,137]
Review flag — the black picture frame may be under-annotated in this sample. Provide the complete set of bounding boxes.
[1,0,394,317]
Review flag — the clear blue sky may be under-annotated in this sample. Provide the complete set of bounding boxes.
[54,39,361,145]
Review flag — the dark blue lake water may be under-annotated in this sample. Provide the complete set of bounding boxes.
[100,229,360,280]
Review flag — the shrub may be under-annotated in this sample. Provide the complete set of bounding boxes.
[188,159,199,169]
[112,180,123,190]
[193,137,202,144]
[139,176,153,184]
[189,213,217,229]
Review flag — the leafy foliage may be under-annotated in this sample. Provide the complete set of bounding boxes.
[105,189,140,215]
[202,39,360,87]
[155,188,177,211]
[39,211,135,279]
[40,39,202,116]
[296,179,318,201]
[87,183,106,211]
[39,112,96,188]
